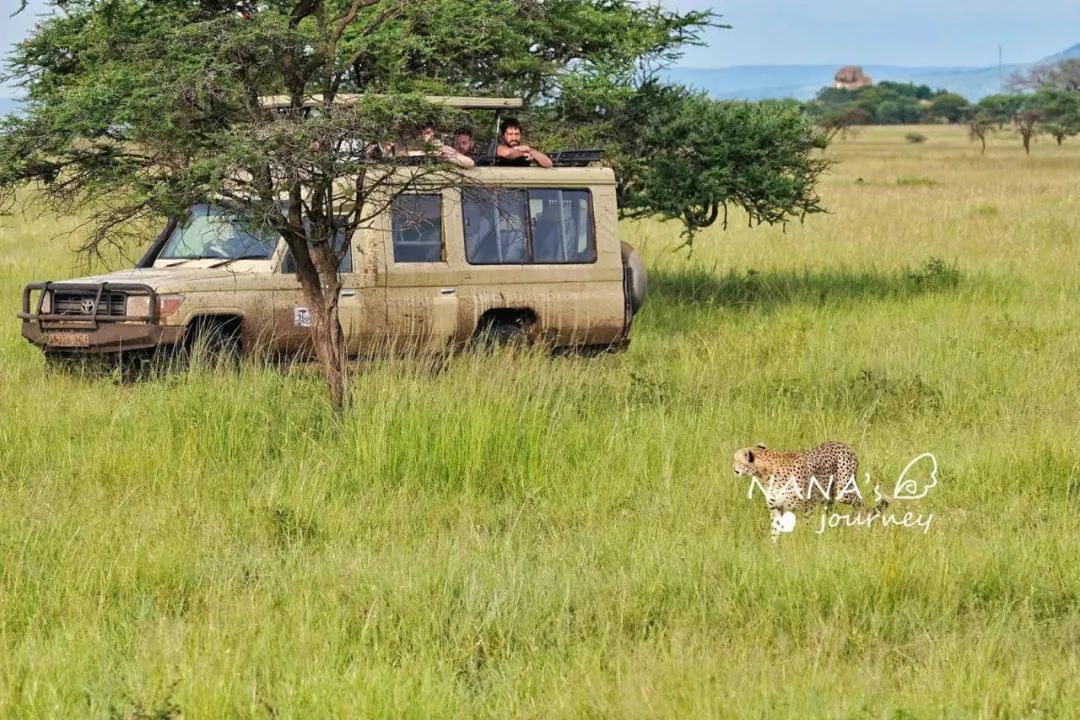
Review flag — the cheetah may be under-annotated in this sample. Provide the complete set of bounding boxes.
[733,441,884,541]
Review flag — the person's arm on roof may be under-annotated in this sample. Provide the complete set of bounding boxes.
[440,145,475,168]
[496,143,553,168]
[496,144,528,161]
[526,147,553,169]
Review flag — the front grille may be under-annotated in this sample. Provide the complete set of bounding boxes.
[53,289,127,317]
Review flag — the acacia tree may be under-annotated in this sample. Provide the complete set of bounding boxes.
[1033,88,1080,145]
[1014,108,1042,155]
[1,1,509,409]
[2,0,830,410]
[968,113,994,154]
[977,94,1024,129]
[1004,59,1080,149]
[928,92,970,124]
[550,79,829,238]
[601,83,827,236]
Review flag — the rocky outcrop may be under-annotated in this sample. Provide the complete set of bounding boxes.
[834,66,873,90]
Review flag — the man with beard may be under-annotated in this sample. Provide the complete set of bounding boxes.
[495,118,553,168]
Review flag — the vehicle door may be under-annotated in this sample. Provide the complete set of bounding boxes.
[271,224,382,356]
[380,191,460,350]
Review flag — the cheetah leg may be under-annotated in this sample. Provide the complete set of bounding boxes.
[836,474,865,511]
[769,508,783,543]
[868,487,894,515]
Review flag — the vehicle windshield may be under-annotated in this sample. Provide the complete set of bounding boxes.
[159,204,280,260]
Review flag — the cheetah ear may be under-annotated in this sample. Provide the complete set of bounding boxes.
[746,449,755,464]
[755,442,767,450]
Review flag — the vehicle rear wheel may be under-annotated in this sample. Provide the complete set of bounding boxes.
[474,315,529,350]
[621,242,647,315]
[490,320,526,345]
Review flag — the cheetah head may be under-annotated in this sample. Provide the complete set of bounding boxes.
[733,443,768,477]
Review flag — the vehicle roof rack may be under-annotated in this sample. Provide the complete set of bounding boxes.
[547,149,603,167]
[473,150,603,168]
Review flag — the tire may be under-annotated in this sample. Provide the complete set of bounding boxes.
[621,242,647,315]
[183,318,242,368]
[43,351,87,374]
[490,320,526,345]
[474,316,528,349]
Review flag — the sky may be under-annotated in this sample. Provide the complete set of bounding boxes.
[669,0,1080,68]
[3,0,1080,95]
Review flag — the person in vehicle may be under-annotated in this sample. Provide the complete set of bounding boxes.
[407,123,475,168]
[495,118,552,168]
[453,127,476,159]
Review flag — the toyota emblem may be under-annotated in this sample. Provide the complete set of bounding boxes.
[80,299,96,314]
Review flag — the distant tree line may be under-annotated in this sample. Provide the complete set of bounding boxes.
[777,59,1080,154]
[804,82,969,126]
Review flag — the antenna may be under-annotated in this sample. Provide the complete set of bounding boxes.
[998,44,1003,92]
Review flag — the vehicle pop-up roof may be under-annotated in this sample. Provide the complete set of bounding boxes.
[258,95,524,111]
[257,95,601,168]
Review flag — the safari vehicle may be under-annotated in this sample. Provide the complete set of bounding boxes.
[19,99,648,362]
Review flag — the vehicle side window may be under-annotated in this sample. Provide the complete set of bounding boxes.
[529,189,595,264]
[280,226,353,274]
[391,194,444,263]
[462,188,595,265]
[463,189,527,264]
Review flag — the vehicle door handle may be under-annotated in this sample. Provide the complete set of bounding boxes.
[440,288,455,295]
[340,289,357,297]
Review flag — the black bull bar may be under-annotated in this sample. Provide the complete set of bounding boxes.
[19,281,159,328]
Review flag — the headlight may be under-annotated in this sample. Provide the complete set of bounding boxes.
[40,291,52,315]
[157,294,184,318]
[125,294,183,319]
[125,295,151,317]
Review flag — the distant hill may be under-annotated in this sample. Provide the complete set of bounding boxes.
[667,44,1080,102]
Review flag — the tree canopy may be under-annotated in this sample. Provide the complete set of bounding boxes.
[806,81,953,126]
[997,59,1080,152]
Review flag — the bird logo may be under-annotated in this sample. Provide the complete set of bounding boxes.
[891,452,939,500]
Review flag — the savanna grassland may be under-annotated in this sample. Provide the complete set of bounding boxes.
[1,125,1079,718]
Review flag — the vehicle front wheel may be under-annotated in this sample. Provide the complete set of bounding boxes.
[181,318,243,368]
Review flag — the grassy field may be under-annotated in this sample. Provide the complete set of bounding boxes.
[1,124,1079,718]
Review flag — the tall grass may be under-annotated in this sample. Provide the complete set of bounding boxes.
[1,125,1079,718]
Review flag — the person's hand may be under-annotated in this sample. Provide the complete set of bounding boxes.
[515,145,532,153]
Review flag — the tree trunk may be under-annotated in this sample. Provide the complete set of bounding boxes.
[308,293,348,413]
[286,224,350,413]
[1023,135,1031,155]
